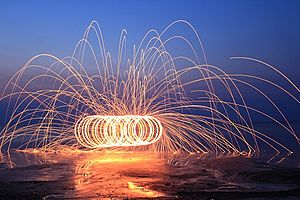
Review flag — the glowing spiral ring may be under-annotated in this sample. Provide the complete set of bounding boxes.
[74,115,163,148]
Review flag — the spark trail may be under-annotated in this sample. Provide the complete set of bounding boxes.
[0,20,299,155]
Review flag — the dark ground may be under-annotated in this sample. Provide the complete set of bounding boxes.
[0,150,300,200]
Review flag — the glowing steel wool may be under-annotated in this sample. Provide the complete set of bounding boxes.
[74,115,163,148]
[0,20,299,155]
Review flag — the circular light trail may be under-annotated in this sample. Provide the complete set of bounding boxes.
[74,115,163,148]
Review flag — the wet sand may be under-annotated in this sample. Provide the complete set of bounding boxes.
[0,150,299,200]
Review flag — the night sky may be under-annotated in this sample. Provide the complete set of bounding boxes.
[0,0,300,123]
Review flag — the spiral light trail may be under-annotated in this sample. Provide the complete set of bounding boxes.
[74,115,163,148]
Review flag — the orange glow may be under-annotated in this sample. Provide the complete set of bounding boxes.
[74,115,163,148]
[73,151,167,198]
[128,181,165,197]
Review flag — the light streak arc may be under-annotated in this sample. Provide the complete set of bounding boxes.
[0,20,298,155]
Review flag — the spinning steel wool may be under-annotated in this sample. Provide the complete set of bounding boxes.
[0,20,299,155]
[74,115,162,148]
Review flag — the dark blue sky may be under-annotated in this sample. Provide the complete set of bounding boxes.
[0,0,299,121]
